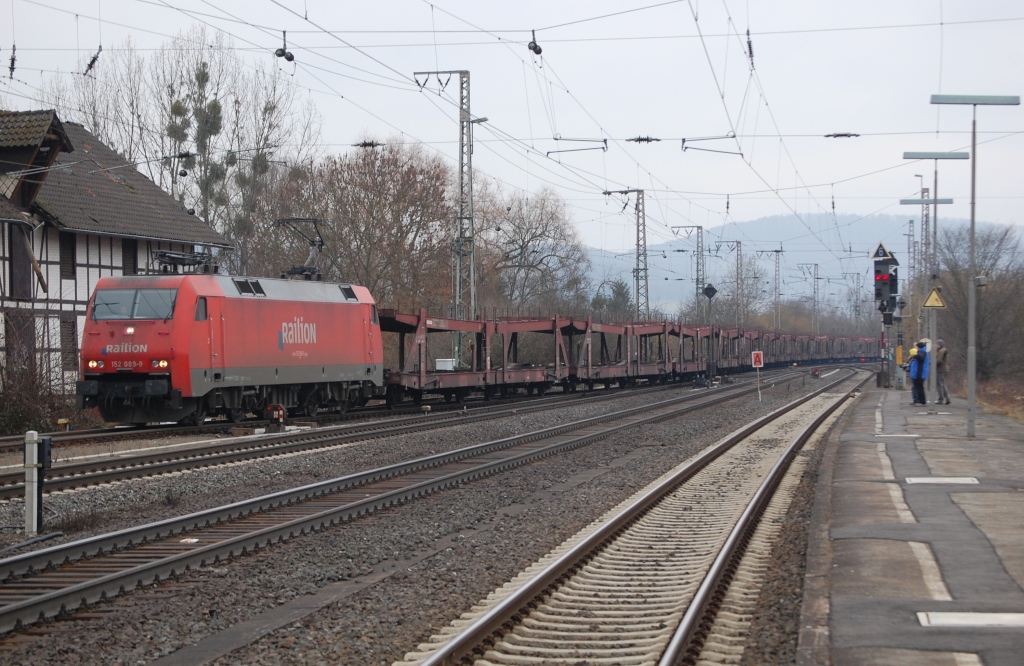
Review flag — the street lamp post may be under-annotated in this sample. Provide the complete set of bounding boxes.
[930,94,1020,437]
[901,151,967,407]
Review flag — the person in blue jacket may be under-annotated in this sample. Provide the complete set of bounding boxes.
[908,341,929,405]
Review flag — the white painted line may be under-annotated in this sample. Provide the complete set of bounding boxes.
[876,443,896,481]
[917,612,1024,628]
[906,477,979,485]
[954,653,984,666]
[875,400,884,434]
[872,434,920,438]
[886,482,916,523]
[908,541,952,601]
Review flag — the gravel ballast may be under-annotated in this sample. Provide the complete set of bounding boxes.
[0,376,842,664]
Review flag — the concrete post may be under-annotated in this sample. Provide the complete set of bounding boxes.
[24,430,41,535]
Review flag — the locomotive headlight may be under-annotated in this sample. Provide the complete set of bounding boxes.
[125,326,135,335]
[88,359,104,369]
[152,359,169,369]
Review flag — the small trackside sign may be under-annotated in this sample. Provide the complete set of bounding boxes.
[751,351,764,368]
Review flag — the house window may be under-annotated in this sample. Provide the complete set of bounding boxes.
[122,238,138,275]
[8,225,33,300]
[60,231,76,280]
[60,314,78,370]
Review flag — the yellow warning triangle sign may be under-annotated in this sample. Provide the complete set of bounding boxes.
[922,288,946,308]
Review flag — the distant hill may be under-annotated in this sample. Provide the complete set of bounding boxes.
[585,212,974,313]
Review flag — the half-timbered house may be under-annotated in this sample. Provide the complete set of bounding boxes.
[1,109,229,394]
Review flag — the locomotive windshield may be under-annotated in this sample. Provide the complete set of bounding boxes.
[92,288,178,320]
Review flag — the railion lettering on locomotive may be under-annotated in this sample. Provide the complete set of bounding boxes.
[279,317,317,349]
[103,343,149,354]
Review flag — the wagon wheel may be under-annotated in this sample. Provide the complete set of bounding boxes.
[386,385,402,410]
[227,406,246,423]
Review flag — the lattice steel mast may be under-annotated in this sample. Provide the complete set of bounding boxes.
[672,225,705,320]
[415,69,484,364]
[604,189,648,319]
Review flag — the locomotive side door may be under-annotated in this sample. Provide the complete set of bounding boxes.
[208,296,226,381]
[189,296,214,389]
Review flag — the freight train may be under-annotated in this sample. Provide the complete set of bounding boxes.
[76,273,878,425]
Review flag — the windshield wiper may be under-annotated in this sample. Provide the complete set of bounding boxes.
[92,301,119,321]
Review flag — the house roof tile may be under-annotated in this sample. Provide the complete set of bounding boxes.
[0,109,73,151]
[33,122,229,248]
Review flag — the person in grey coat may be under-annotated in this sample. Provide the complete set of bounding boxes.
[935,339,951,405]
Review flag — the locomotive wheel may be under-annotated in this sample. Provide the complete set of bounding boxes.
[227,407,246,423]
[304,393,321,417]
[187,403,207,426]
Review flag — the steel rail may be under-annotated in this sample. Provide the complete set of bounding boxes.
[0,386,580,453]
[0,365,821,453]
[413,369,859,666]
[0,373,793,499]
[0,373,789,635]
[658,373,870,665]
[0,375,770,580]
[0,392,567,453]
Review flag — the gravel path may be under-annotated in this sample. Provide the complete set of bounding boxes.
[0,376,831,664]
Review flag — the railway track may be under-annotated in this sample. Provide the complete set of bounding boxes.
[395,369,868,665]
[0,366,828,454]
[0,391,568,454]
[0,372,802,500]
[0,369,811,635]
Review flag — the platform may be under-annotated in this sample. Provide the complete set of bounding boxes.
[800,388,1024,666]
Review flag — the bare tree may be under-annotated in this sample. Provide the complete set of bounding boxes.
[591,278,634,322]
[937,223,1024,380]
[476,186,591,314]
[266,141,454,310]
[42,25,321,257]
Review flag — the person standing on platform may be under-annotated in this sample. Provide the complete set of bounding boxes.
[909,344,925,401]
[935,339,951,405]
[908,341,929,405]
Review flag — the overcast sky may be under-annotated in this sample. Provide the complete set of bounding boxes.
[2,1,1022,295]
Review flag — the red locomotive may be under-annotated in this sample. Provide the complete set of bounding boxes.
[76,274,383,424]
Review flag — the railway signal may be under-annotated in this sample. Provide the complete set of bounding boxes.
[874,260,893,304]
